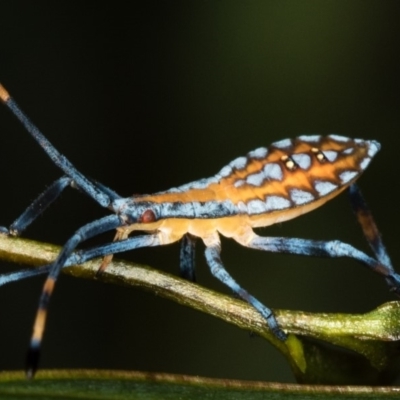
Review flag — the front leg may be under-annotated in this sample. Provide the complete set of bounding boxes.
[26,214,123,378]
[0,176,119,238]
[0,176,72,236]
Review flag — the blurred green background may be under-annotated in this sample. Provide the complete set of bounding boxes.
[0,1,399,383]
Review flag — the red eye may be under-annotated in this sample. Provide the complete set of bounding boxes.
[140,209,156,223]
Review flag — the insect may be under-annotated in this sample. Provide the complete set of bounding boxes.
[0,82,399,378]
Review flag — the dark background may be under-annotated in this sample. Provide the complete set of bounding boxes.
[0,1,399,383]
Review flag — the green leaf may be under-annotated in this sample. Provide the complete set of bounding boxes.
[1,370,400,400]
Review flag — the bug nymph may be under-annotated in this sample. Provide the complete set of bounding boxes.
[0,82,399,378]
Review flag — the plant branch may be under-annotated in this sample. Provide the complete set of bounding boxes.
[0,233,399,384]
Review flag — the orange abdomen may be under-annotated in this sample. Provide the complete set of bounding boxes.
[136,135,378,231]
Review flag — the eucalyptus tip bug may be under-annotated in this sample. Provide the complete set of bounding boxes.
[0,82,398,378]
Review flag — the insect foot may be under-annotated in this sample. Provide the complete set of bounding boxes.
[0,226,9,234]
[386,273,400,295]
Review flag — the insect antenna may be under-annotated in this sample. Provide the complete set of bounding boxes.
[0,84,112,208]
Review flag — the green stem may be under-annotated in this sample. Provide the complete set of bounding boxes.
[0,234,399,385]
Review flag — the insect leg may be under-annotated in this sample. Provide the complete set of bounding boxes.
[71,234,163,263]
[0,175,121,237]
[91,180,122,201]
[179,234,197,282]
[26,214,122,378]
[235,233,400,294]
[0,84,112,208]
[0,266,51,286]
[96,229,128,276]
[348,184,393,272]
[0,176,71,236]
[92,179,124,273]
[204,234,287,341]
[0,233,162,286]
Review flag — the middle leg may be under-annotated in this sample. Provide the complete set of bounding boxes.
[203,233,287,341]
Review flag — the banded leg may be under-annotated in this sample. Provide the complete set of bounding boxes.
[348,184,393,272]
[26,214,123,378]
[204,234,287,341]
[179,234,197,282]
[0,85,111,208]
[234,232,400,294]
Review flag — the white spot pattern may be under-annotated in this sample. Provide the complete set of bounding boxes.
[291,153,311,169]
[298,135,321,142]
[237,201,248,213]
[173,183,192,192]
[155,135,381,220]
[272,138,292,149]
[160,200,238,218]
[290,189,315,205]
[263,163,283,181]
[234,179,245,188]
[360,157,371,171]
[329,134,350,142]
[265,195,291,211]
[314,181,338,196]
[190,177,219,189]
[218,165,233,178]
[174,177,219,192]
[230,156,247,170]
[247,199,268,214]
[339,170,358,184]
[368,140,380,157]
[248,147,268,159]
[164,187,181,193]
[342,147,354,155]
[323,150,338,162]
[246,171,265,186]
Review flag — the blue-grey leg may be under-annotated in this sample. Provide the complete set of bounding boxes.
[0,176,71,235]
[180,234,197,282]
[0,174,121,237]
[91,180,122,202]
[0,234,162,286]
[204,242,287,341]
[27,214,123,378]
[238,234,400,294]
[0,266,51,286]
[71,234,162,264]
